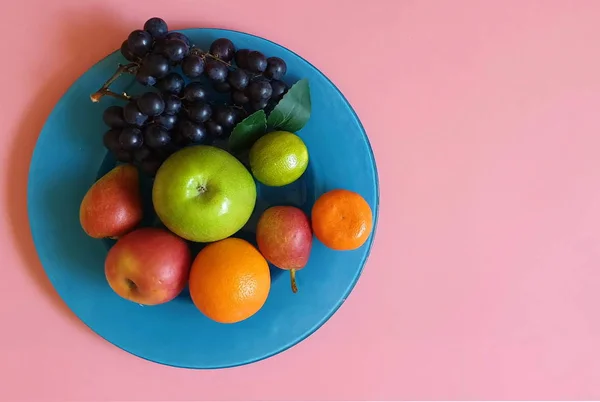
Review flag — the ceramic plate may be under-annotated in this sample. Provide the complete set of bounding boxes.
[28,28,379,369]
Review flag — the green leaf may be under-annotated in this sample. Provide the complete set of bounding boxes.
[228,110,267,151]
[267,78,311,132]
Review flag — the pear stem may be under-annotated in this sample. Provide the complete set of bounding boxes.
[290,269,298,293]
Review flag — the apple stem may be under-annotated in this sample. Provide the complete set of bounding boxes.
[290,269,298,293]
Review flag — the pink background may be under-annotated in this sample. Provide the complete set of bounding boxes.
[2,0,600,400]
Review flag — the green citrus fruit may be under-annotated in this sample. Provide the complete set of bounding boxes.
[249,131,309,187]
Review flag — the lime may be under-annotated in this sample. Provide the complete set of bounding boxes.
[249,131,309,187]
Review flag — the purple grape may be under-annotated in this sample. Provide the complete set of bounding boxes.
[205,120,225,138]
[123,102,148,126]
[159,38,189,63]
[127,30,152,57]
[270,80,288,101]
[235,49,250,69]
[156,72,185,95]
[227,69,249,91]
[102,106,127,128]
[135,70,157,86]
[137,92,165,117]
[213,106,237,128]
[205,59,229,82]
[182,55,205,78]
[163,94,182,115]
[264,57,287,80]
[177,119,208,143]
[186,102,212,123]
[133,146,153,162]
[119,127,143,150]
[140,53,170,79]
[246,51,267,73]
[209,38,235,62]
[143,17,168,39]
[213,81,231,93]
[247,79,273,101]
[166,32,191,47]
[182,82,208,103]
[231,90,249,105]
[143,123,171,148]
[103,128,122,152]
[120,40,137,62]
[156,113,178,130]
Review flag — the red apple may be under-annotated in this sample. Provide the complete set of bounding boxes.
[80,164,143,239]
[104,227,191,305]
[256,206,312,293]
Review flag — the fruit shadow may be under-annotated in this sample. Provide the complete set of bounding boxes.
[4,8,130,324]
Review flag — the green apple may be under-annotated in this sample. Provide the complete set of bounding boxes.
[152,145,257,243]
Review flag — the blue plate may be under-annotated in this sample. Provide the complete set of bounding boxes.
[28,28,379,369]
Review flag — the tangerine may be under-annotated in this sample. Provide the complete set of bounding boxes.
[311,189,373,251]
[189,238,271,324]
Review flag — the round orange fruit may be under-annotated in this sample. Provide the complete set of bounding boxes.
[189,238,271,324]
[311,189,373,251]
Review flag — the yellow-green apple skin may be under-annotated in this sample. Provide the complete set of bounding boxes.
[152,145,257,243]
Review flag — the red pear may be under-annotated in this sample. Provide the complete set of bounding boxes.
[256,206,312,293]
[79,164,143,239]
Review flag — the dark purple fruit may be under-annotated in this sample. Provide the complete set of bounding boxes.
[182,55,205,78]
[205,59,229,82]
[123,102,148,126]
[186,102,212,123]
[119,127,143,150]
[133,146,153,162]
[156,113,178,130]
[127,30,152,57]
[163,94,182,115]
[205,120,225,138]
[103,128,122,152]
[247,79,273,101]
[213,106,237,128]
[143,17,168,39]
[182,82,208,103]
[246,51,267,73]
[227,69,249,91]
[137,92,165,117]
[213,81,231,93]
[120,40,137,62]
[156,72,185,95]
[209,38,235,62]
[270,80,288,100]
[235,49,250,69]
[102,106,127,128]
[231,90,249,105]
[143,123,171,148]
[264,57,287,80]
[140,53,170,79]
[177,119,208,143]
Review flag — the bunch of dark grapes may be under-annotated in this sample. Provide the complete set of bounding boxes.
[104,20,290,173]
[181,38,290,112]
[120,17,191,86]
[101,81,245,175]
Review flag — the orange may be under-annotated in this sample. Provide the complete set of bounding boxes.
[188,238,271,324]
[311,189,373,251]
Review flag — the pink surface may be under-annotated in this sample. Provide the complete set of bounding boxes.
[2,0,600,400]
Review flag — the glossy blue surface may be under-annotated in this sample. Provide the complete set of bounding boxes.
[27,29,379,369]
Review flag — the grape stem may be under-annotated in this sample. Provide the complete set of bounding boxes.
[190,47,232,67]
[290,269,298,293]
[90,63,138,103]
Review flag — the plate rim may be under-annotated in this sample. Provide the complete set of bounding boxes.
[27,27,380,369]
